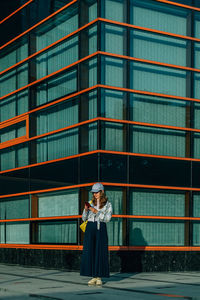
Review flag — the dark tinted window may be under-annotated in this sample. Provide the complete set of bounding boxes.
[130,156,191,187]
[100,154,127,183]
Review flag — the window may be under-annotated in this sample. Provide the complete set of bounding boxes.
[0,115,29,149]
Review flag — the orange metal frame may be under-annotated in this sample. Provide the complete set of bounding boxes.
[1,0,200,252]
[0,244,200,251]
[1,50,200,103]
[0,18,98,77]
[0,0,34,24]
[0,0,77,51]
[0,114,29,149]
[2,113,200,151]
[2,16,200,77]
[0,180,200,251]
[155,0,200,11]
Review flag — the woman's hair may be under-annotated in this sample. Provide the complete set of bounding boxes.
[91,191,108,209]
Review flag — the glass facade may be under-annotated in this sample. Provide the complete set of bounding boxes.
[1,0,200,256]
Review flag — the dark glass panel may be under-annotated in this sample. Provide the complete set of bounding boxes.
[80,154,98,183]
[100,153,127,183]
[0,168,30,195]
[30,158,78,191]
[192,161,200,188]
[130,156,191,187]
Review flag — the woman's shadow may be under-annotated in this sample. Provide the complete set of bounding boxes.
[108,228,148,282]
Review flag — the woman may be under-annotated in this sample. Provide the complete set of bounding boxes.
[80,182,112,286]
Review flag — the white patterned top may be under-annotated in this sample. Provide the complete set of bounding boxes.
[82,200,112,227]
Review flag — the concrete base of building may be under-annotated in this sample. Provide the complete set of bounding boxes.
[0,249,200,272]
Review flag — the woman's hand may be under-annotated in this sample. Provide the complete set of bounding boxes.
[84,204,89,211]
[89,207,98,214]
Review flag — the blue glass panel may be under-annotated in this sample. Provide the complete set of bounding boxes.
[130,189,185,217]
[38,221,77,243]
[130,94,187,127]
[130,125,185,157]
[129,220,184,246]
[130,62,187,97]
[130,0,188,36]
[130,30,187,67]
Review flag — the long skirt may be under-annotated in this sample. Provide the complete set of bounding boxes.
[80,221,109,278]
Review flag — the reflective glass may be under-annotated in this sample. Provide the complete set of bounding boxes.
[106,188,123,245]
[100,153,127,183]
[130,0,188,36]
[192,222,200,245]
[30,158,78,191]
[193,193,200,217]
[130,125,186,157]
[36,69,77,107]
[36,3,78,51]
[38,221,77,244]
[130,62,187,98]
[130,189,185,217]
[0,143,29,172]
[130,156,191,187]
[101,122,124,152]
[130,30,187,67]
[0,91,28,123]
[0,63,28,98]
[36,99,79,135]
[36,128,78,163]
[101,57,124,87]
[129,219,184,246]
[36,36,78,80]
[101,0,124,22]
[6,222,29,244]
[130,94,187,127]
[0,121,26,144]
[38,189,79,217]
[101,89,125,120]
[102,24,126,56]
[0,196,29,220]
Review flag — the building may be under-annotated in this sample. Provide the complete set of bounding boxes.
[0,0,200,271]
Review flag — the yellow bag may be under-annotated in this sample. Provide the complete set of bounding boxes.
[80,220,88,232]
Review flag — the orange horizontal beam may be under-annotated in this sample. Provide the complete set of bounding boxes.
[0,117,99,151]
[0,0,34,24]
[2,180,200,200]
[0,244,200,251]
[155,0,200,12]
[0,0,77,50]
[2,147,200,176]
[2,50,200,102]
[2,115,200,152]
[0,114,29,149]
[0,51,97,102]
[0,114,28,130]
[0,136,27,150]
[0,86,97,128]
[99,51,200,73]
[99,18,200,43]
[98,84,200,104]
[0,182,95,198]
[0,18,98,77]
[99,117,200,133]
[1,214,200,223]
[2,83,200,132]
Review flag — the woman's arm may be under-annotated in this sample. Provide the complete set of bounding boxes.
[82,204,90,221]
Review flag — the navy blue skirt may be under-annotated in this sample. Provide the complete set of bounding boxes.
[80,221,109,278]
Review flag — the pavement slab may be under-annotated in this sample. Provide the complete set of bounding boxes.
[0,264,199,300]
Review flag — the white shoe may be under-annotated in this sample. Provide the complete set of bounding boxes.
[96,277,102,286]
[88,277,97,285]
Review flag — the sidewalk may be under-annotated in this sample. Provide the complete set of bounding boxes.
[0,264,199,299]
